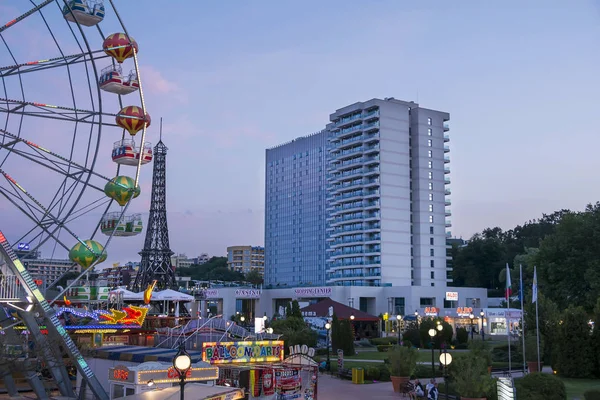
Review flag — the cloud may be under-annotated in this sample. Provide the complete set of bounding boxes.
[141,65,188,104]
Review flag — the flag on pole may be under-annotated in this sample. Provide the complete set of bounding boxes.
[532,266,538,303]
[505,264,512,300]
[519,264,524,303]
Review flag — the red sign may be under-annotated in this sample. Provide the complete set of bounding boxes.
[167,367,192,379]
[113,369,129,381]
[457,307,473,316]
[425,307,439,315]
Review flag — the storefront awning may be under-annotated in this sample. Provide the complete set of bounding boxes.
[95,345,205,364]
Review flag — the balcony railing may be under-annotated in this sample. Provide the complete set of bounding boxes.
[0,275,22,301]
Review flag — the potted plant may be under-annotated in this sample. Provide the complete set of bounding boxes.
[450,353,494,400]
[468,340,493,373]
[525,334,544,373]
[387,346,418,393]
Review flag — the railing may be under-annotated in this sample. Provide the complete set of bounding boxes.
[0,274,22,301]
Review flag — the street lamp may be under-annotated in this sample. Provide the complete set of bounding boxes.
[173,344,192,400]
[440,350,453,400]
[396,315,403,345]
[325,322,332,371]
[414,310,419,328]
[428,329,436,376]
[480,310,485,340]
[469,313,475,340]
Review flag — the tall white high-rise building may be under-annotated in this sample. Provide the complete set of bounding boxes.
[265,97,451,289]
[326,98,450,288]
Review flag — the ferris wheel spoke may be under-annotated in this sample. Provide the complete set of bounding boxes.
[0,49,113,78]
[0,168,87,246]
[0,98,118,126]
[0,187,72,256]
[0,0,54,34]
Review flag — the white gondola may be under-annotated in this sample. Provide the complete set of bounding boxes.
[99,65,139,95]
[62,0,105,27]
[101,213,143,237]
[112,139,153,166]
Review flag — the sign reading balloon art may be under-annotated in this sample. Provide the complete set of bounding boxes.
[202,341,285,364]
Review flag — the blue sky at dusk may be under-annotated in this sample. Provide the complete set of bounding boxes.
[0,0,599,266]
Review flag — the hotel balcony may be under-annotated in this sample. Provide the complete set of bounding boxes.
[444,156,450,163]
[444,145,450,153]
[444,134,450,142]
[444,177,451,185]
[445,219,452,227]
[444,167,450,174]
[443,122,450,131]
[445,188,451,195]
[445,209,452,217]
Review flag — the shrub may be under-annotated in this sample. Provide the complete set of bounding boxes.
[403,328,421,347]
[387,346,418,377]
[419,318,453,349]
[515,372,566,400]
[315,348,328,356]
[469,340,492,366]
[584,390,600,400]
[365,365,381,381]
[370,337,398,346]
[377,363,391,381]
[377,345,394,352]
[449,353,494,398]
[414,364,444,378]
[491,344,523,363]
[456,327,469,344]
[555,306,595,378]
[453,343,468,350]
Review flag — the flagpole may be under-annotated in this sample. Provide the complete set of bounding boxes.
[520,264,526,373]
[534,266,541,372]
[506,263,512,375]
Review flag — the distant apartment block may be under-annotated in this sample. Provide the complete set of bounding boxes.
[16,250,80,285]
[227,246,265,275]
[100,262,139,287]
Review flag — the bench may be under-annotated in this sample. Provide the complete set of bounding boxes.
[338,368,353,380]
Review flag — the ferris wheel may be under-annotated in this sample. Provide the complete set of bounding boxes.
[0,0,152,282]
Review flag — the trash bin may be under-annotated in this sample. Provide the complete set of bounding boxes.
[352,367,364,384]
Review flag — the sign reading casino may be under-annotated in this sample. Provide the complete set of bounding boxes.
[235,289,261,298]
[293,287,332,297]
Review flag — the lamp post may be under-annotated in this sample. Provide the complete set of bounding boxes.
[240,315,245,329]
[325,322,331,371]
[439,350,453,400]
[428,328,436,376]
[480,310,485,341]
[436,322,443,370]
[469,313,475,340]
[396,315,403,345]
[173,344,192,400]
[414,310,419,328]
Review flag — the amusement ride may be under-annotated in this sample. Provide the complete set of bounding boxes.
[0,1,153,398]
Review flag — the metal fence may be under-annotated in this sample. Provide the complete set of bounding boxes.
[0,274,22,301]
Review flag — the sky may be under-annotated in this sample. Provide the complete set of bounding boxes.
[1,0,599,266]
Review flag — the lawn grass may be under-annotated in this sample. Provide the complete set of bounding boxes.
[561,377,600,399]
[345,349,459,363]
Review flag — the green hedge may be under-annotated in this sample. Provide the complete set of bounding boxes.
[369,337,398,346]
[377,345,394,352]
[515,373,566,400]
[584,390,600,400]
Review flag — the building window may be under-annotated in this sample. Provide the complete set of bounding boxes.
[431,282,435,287]
[430,259,435,267]
[428,161,432,169]
[430,237,434,245]
[428,182,433,190]
[429,193,433,201]
[431,271,435,279]
[430,248,434,256]
[428,128,432,136]
[428,139,432,147]
[430,226,434,234]
[428,118,432,125]
[429,215,433,223]
[428,204,433,212]
[428,172,433,179]
[428,150,432,158]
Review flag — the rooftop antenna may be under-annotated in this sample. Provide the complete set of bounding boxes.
[159,117,163,141]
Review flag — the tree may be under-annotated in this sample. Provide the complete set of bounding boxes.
[339,319,355,356]
[270,314,317,350]
[533,203,600,313]
[177,257,245,282]
[290,300,302,319]
[523,292,560,366]
[592,299,600,377]
[56,271,80,288]
[245,269,263,286]
[555,306,595,378]
[330,314,341,353]
[418,318,452,349]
